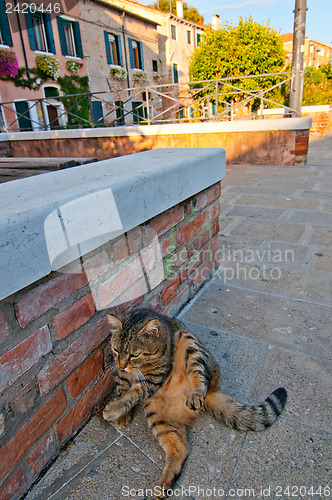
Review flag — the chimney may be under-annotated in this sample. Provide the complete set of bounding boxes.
[212,14,220,30]
[176,0,184,18]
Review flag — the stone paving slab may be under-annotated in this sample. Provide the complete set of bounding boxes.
[180,283,331,360]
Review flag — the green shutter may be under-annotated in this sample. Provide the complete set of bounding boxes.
[25,12,37,50]
[56,17,67,55]
[116,35,123,66]
[128,38,134,68]
[0,0,12,46]
[104,31,111,64]
[72,21,83,58]
[44,13,55,53]
[138,41,144,70]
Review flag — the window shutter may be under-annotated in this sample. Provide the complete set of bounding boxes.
[72,21,83,58]
[56,17,67,55]
[44,13,55,53]
[138,41,144,70]
[104,31,111,64]
[128,38,134,68]
[0,0,12,46]
[116,34,123,66]
[24,12,37,50]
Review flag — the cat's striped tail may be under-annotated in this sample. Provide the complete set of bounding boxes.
[205,387,287,432]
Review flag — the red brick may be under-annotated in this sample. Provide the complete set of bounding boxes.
[209,202,221,223]
[177,213,206,247]
[112,235,130,264]
[150,206,184,237]
[161,274,181,305]
[28,434,57,475]
[118,283,145,314]
[0,311,8,344]
[67,348,104,398]
[148,295,162,312]
[0,389,67,481]
[163,284,191,316]
[194,183,221,211]
[0,468,26,500]
[291,149,308,155]
[295,136,308,144]
[98,257,143,309]
[294,142,308,151]
[15,270,88,328]
[82,250,109,282]
[55,369,114,445]
[0,326,52,392]
[194,261,214,287]
[126,227,143,254]
[160,234,174,258]
[37,316,110,396]
[52,293,96,340]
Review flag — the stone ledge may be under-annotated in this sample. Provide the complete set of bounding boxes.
[0,117,312,142]
[0,148,226,301]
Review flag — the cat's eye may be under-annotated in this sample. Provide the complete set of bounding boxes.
[130,353,140,358]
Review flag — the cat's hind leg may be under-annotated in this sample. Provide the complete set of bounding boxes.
[145,404,188,496]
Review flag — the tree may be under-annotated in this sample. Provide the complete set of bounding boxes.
[189,18,286,109]
[302,64,332,105]
[151,0,204,25]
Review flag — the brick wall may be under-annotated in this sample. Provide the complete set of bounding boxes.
[302,109,332,137]
[0,182,221,499]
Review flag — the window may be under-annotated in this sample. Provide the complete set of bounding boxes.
[128,38,144,70]
[0,0,13,46]
[197,33,201,46]
[171,24,176,40]
[187,30,191,44]
[172,63,179,84]
[57,17,83,58]
[104,31,122,66]
[152,59,158,73]
[115,101,125,126]
[25,12,55,52]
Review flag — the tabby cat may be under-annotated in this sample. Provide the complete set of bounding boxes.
[103,308,287,496]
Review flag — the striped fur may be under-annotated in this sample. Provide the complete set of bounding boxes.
[103,308,287,494]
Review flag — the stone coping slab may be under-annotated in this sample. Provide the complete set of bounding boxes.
[0,117,312,142]
[0,148,226,301]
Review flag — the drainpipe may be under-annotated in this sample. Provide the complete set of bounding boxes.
[14,0,32,88]
[121,12,130,91]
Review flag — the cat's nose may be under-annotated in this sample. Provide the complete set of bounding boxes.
[118,358,128,370]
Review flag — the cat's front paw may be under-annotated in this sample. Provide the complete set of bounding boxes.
[186,390,205,411]
[114,411,133,430]
[103,400,124,422]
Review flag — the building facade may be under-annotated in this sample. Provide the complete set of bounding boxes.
[282,33,332,69]
[0,0,205,131]
[0,0,87,131]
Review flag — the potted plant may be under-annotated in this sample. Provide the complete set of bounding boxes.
[36,55,60,80]
[110,67,127,80]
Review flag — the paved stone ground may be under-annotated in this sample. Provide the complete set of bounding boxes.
[26,137,332,500]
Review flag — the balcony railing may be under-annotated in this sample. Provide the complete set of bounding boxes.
[0,71,302,133]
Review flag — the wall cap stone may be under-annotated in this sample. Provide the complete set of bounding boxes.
[0,117,312,142]
[0,148,226,301]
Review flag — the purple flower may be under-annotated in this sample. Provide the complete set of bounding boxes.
[0,50,19,78]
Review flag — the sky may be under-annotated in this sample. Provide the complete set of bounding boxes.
[139,0,332,48]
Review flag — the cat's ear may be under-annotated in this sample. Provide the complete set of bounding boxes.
[107,314,122,331]
[141,319,160,336]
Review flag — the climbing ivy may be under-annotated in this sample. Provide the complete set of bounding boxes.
[57,75,91,127]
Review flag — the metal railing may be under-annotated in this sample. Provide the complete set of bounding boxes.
[0,71,301,133]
